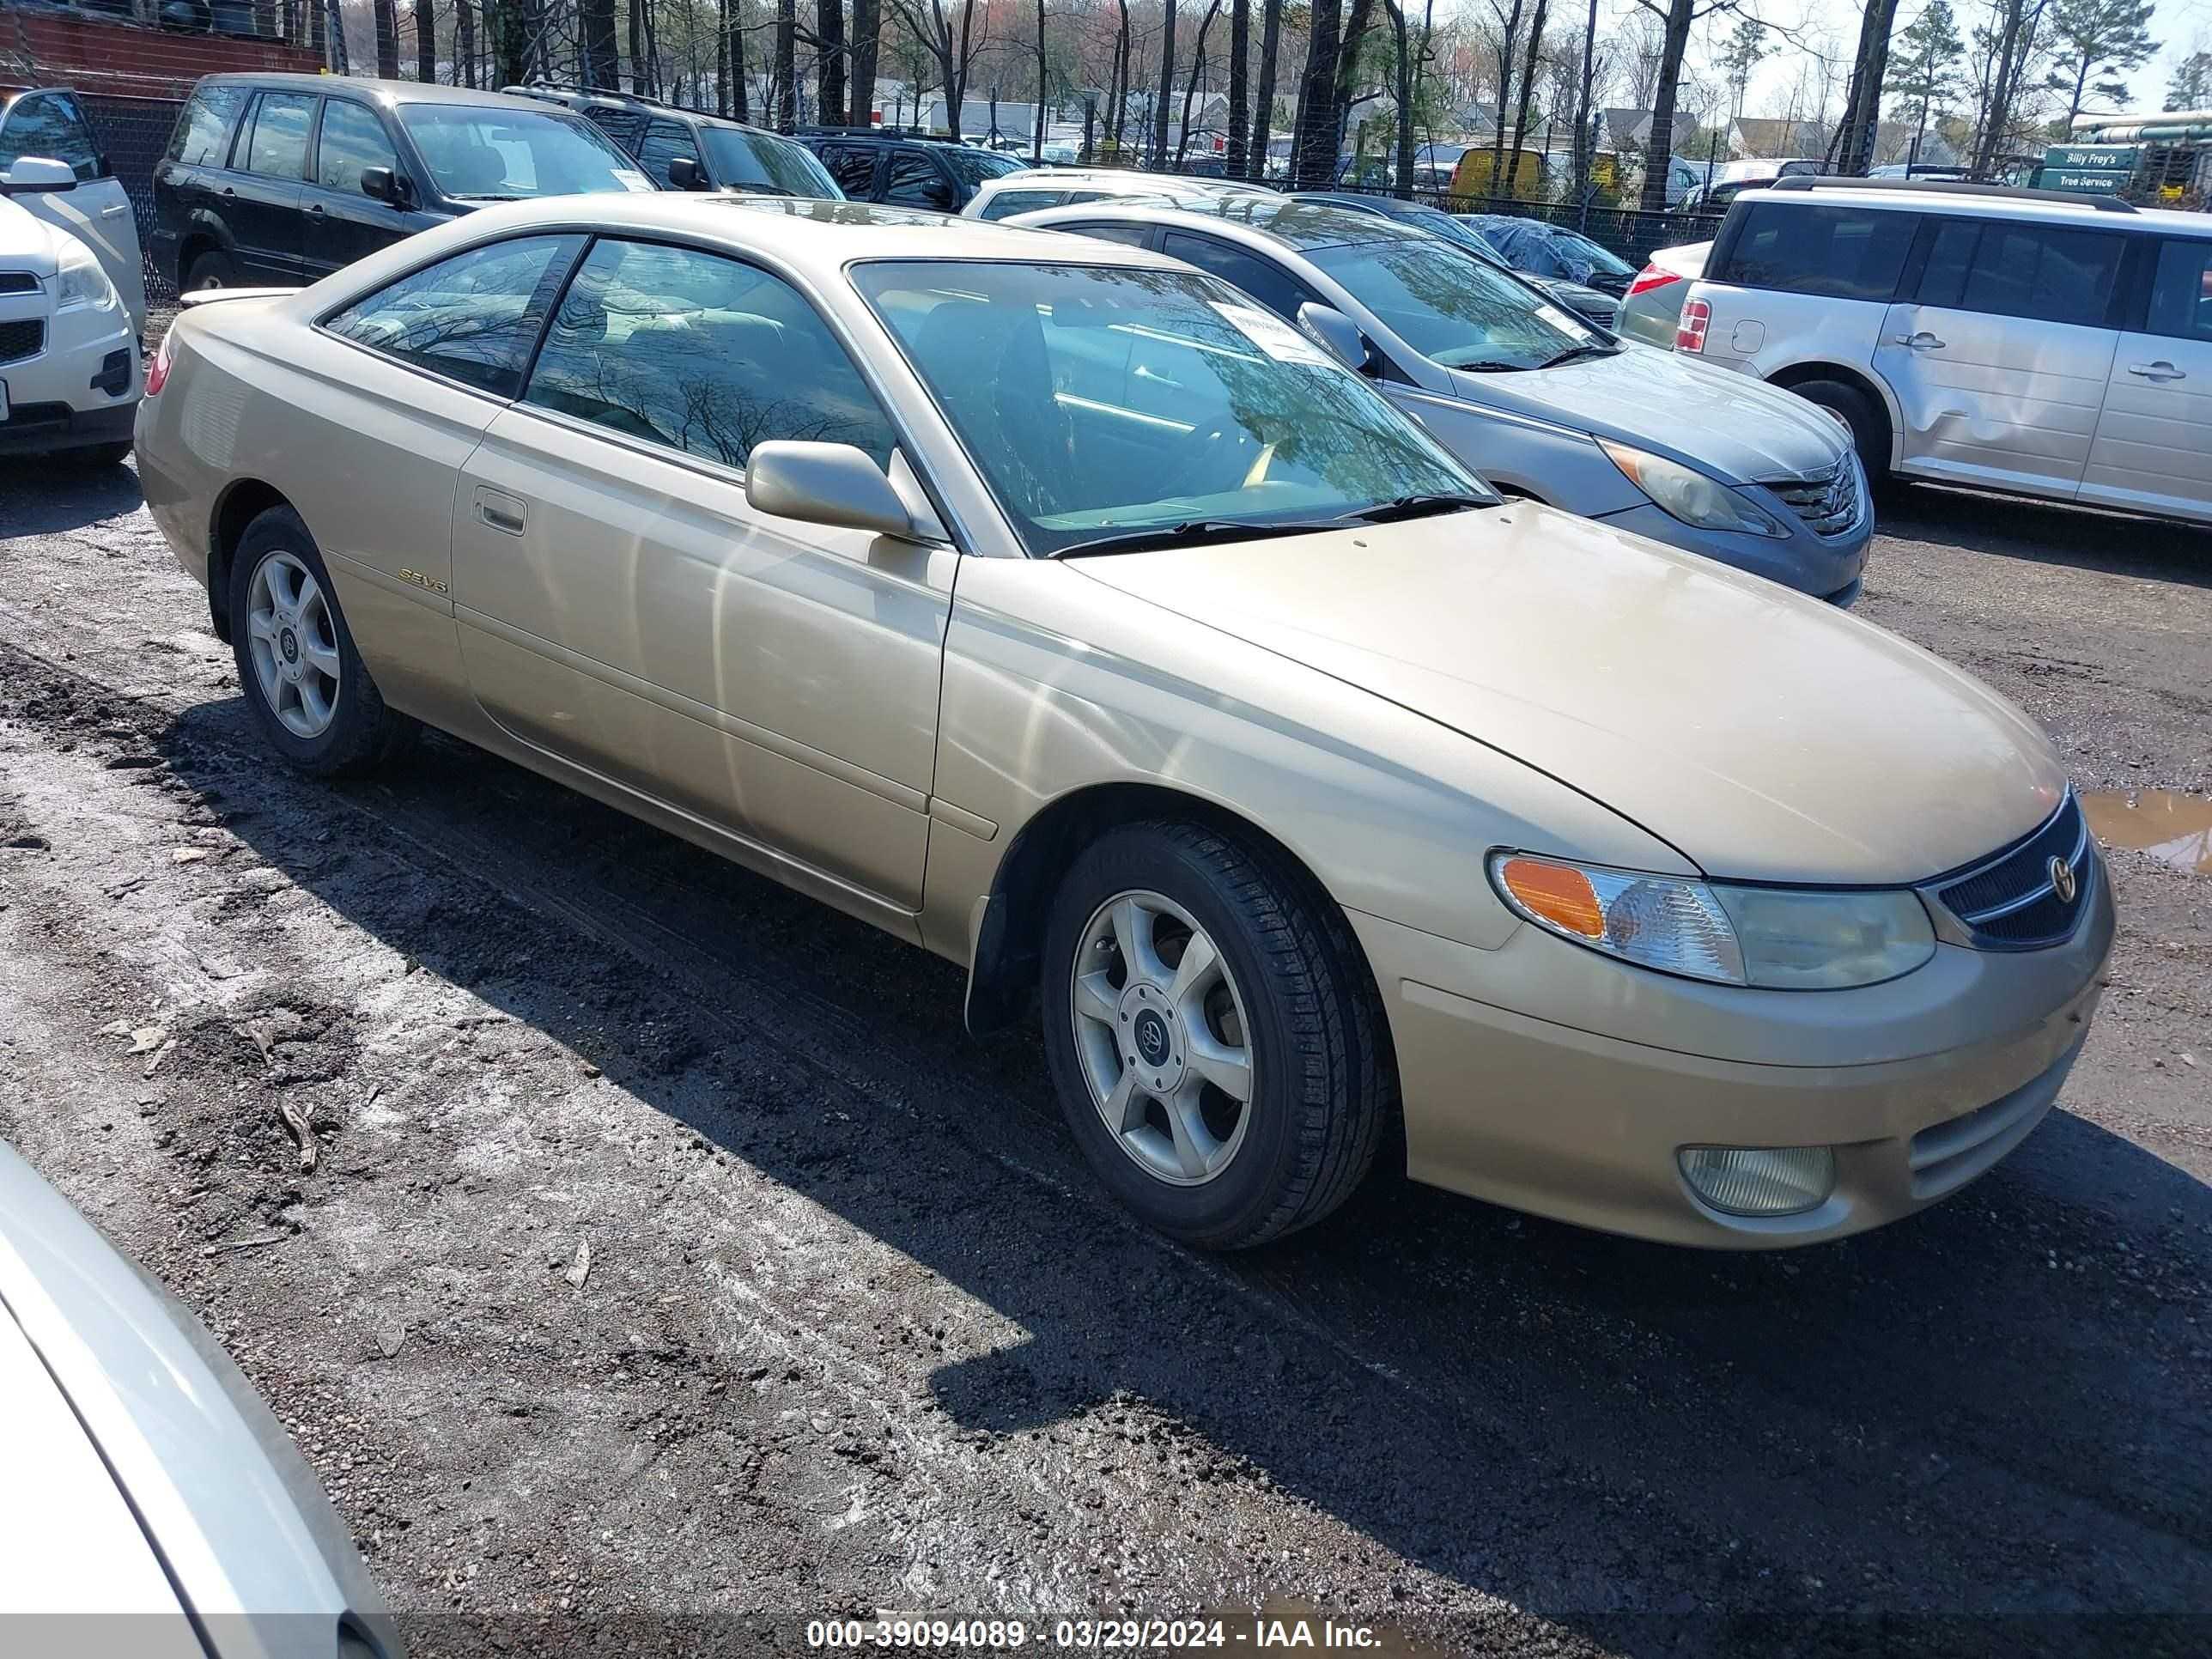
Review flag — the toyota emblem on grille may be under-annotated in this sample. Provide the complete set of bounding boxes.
[2049,855,2077,904]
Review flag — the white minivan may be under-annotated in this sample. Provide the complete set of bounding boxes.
[1678,177,2211,527]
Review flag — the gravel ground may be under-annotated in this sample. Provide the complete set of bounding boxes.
[0,458,2207,1659]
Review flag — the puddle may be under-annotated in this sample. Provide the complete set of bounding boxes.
[2081,789,2212,878]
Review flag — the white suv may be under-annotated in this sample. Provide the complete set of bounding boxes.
[1677,177,2211,527]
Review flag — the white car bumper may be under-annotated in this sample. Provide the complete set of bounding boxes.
[0,288,138,456]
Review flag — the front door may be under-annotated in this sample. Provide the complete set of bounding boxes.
[224,89,316,284]
[450,235,954,921]
[0,90,148,334]
[2080,236,2212,524]
[1874,216,2125,498]
[301,97,416,279]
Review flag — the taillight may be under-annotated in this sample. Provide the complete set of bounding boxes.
[144,330,177,396]
[1626,264,1682,299]
[1676,298,1711,354]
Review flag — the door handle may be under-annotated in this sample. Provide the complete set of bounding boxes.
[2126,362,2186,382]
[475,486,527,535]
[1891,331,1946,351]
[221,185,236,197]
[306,201,325,216]
[101,203,127,217]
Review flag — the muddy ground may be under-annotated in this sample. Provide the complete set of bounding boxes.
[0,459,2207,1659]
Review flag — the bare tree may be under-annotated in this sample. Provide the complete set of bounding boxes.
[1505,0,1550,190]
[414,0,436,78]
[1227,0,1251,173]
[1175,0,1224,163]
[1383,0,1415,191]
[456,0,476,83]
[579,0,619,85]
[1154,0,1179,164]
[777,0,799,125]
[1634,0,1736,212]
[374,0,402,75]
[1248,0,1282,178]
[818,0,848,128]
[850,0,881,122]
[1832,0,1904,173]
[883,0,991,140]
[1570,0,1599,201]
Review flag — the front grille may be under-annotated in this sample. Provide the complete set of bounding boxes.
[1771,460,1861,538]
[0,318,43,364]
[0,271,39,295]
[1932,793,2094,950]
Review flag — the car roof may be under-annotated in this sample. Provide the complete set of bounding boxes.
[505,87,789,138]
[197,73,574,114]
[452,194,1184,276]
[1746,181,2211,234]
[1018,194,1413,251]
[986,167,1265,193]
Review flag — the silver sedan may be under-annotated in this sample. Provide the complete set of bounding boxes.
[1012,197,1870,605]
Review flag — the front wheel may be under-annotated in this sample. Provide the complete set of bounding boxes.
[184,248,236,293]
[1040,821,1393,1249]
[228,506,416,777]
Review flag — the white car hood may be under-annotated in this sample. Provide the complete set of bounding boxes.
[0,1307,200,1646]
[0,196,62,276]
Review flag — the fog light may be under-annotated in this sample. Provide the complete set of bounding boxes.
[1679,1146,1836,1217]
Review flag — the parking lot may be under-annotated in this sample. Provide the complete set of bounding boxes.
[0,455,2207,1656]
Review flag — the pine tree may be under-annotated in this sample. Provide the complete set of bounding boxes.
[2166,48,2212,111]
[1887,2,1966,133]
[2043,0,2159,123]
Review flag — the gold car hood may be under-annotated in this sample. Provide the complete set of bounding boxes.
[1069,502,2067,885]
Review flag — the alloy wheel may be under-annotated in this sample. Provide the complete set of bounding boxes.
[1070,889,1255,1186]
[245,550,342,739]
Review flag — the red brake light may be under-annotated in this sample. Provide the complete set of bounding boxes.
[1676,298,1711,354]
[1626,264,1682,299]
[144,330,176,397]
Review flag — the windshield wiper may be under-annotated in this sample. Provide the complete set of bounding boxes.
[1449,358,1531,373]
[1048,518,1340,559]
[1537,342,1617,368]
[1336,493,1497,524]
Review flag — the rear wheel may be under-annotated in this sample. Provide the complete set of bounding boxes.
[1789,377,1890,485]
[227,506,416,777]
[183,248,236,293]
[1040,821,1392,1249]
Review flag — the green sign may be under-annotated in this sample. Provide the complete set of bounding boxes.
[2042,143,2140,193]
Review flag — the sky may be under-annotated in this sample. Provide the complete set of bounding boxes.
[1640,0,2212,125]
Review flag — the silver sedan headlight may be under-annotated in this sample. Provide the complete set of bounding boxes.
[1598,439,1787,539]
[1488,853,1936,989]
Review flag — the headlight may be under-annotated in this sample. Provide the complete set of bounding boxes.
[1488,853,1936,989]
[54,237,118,313]
[1598,439,1786,538]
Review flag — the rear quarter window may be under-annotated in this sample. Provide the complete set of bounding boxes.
[1721,202,1917,301]
[168,85,248,166]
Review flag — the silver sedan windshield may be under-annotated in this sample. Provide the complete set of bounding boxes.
[854,259,1486,556]
[1309,239,1601,372]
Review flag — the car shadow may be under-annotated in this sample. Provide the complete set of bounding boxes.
[1880,481,2212,590]
[155,702,2212,1656]
[0,454,143,538]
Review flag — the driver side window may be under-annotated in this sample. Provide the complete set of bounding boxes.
[523,238,896,471]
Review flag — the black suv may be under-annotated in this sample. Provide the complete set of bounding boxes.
[152,74,652,292]
[503,87,840,198]
[792,127,1027,212]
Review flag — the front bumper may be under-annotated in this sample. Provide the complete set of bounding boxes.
[1351,862,2113,1248]
[0,301,140,456]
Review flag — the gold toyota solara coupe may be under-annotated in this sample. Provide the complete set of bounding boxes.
[136,198,2113,1251]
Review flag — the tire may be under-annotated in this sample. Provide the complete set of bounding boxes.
[183,247,236,293]
[1790,377,1891,485]
[227,506,416,778]
[1039,820,1394,1250]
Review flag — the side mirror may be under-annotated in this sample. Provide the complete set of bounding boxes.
[745,441,924,541]
[666,155,708,191]
[1297,301,1376,374]
[0,156,79,195]
[360,166,405,206]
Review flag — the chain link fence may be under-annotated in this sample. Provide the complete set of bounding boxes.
[77,90,185,304]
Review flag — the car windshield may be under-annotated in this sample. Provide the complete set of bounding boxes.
[1307,239,1600,371]
[398,105,647,198]
[702,126,842,197]
[854,259,1489,556]
[943,148,1026,187]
